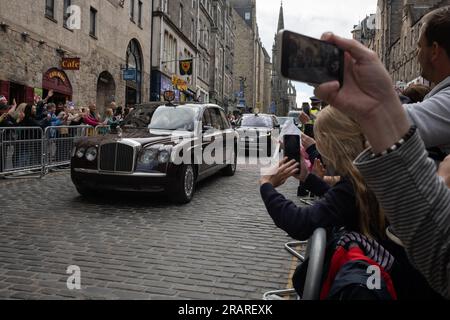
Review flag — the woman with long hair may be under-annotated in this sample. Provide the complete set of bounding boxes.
[260,107,385,240]
[259,107,441,299]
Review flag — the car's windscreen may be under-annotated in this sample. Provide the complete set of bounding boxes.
[240,116,273,128]
[122,106,158,128]
[278,118,292,126]
[288,112,301,118]
[149,107,198,132]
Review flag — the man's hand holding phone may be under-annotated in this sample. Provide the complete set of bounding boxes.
[314,32,410,154]
[279,30,344,87]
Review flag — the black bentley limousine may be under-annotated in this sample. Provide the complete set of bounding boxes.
[71,102,238,204]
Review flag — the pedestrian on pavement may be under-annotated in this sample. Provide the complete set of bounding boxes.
[314,30,450,299]
[83,103,101,127]
[0,95,8,111]
[35,90,54,120]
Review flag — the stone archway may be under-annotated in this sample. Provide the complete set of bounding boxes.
[96,71,116,114]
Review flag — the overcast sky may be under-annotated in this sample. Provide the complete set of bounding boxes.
[256,0,378,106]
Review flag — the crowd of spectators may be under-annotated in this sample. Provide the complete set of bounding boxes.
[0,90,125,129]
[260,6,450,299]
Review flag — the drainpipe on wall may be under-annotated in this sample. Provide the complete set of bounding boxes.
[150,0,154,101]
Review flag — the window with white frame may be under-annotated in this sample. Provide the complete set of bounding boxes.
[161,0,168,13]
[163,31,177,74]
[179,3,183,29]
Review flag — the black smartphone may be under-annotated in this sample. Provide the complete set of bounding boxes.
[284,134,301,166]
[278,30,344,87]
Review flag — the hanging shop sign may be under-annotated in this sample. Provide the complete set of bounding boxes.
[172,75,188,91]
[61,57,81,70]
[123,69,137,81]
[179,59,193,76]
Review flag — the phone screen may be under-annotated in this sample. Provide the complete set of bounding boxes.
[279,30,344,87]
[284,135,301,165]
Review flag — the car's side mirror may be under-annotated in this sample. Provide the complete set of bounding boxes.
[274,124,281,129]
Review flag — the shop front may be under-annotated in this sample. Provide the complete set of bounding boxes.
[151,71,195,103]
[0,80,34,105]
[41,68,73,105]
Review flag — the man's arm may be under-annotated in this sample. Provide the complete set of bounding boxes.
[314,32,449,298]
[405,91,450,148]
[355,130,450,298]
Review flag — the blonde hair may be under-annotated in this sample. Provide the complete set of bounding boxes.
[314,107,386,239]
[105,108,113,117]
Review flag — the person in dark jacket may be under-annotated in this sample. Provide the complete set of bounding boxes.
[13,104,48,168]
[259,107,441,299]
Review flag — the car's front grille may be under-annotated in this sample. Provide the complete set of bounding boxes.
[99,143,135,172]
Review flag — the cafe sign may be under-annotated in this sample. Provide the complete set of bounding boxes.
[61,57,80,70]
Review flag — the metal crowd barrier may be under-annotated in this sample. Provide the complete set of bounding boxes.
[94,125,111,136]
[0,127,44,177]
[0,125,93,178]
[43,125,92,170]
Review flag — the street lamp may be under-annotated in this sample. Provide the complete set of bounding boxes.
[0,21,9,32]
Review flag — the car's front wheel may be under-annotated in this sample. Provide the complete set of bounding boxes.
[171,164,196,204]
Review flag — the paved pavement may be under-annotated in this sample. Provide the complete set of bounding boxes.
[0,159,306,300]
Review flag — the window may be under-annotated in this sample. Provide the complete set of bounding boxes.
[202,109,212,127]
[208,108,222,130]
[163,32,177,74]
[179,4,183,29]
[190,19,195,40]
[63,0,71,27]
[219,110,230,129]
[138,1,143,27]
[217,7,222,30]
[45,0,55,19]
[90,7,97,37]
[161,0,168,13]
[130,0,135,21]
[245,12,250,20]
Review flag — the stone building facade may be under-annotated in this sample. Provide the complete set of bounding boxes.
[230,0,270,114]
[150,0,236,112]
[355,0,450,87]
[0,0,152,113]
[271,2,295,116]
[262,48,272,114]
[208,0,236,113]
[151,0,199,103]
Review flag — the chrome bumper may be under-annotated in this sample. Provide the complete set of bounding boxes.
[73,168,167,177]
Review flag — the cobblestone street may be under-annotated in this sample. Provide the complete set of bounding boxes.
[0,160,304,300]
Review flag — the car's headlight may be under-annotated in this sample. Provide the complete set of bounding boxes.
[85,147,98,162]
[158,150,170,164]
[76,147,86,159]
[139,148,158,165]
